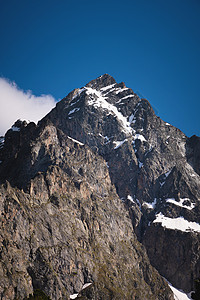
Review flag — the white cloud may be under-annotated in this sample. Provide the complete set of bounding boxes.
[0,78,57,136]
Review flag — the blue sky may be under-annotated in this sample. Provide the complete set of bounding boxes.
[0,0,199,136]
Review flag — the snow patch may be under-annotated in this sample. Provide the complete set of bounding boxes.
[138,160,143,168]
[100,84,116,92]
[153,213,200,233]
[68,108,80,115]
[11,126,20,132]
[129,114,135,123]
[67,136,84,146]
[127,195,134,203]
[115,87,130,94]
[134,134,146,142]
[127,195,141,209]
[113,139,127,149]
[70,283,93,299]
[166,198,195,210]
[166,279,192,300]
[120,94,135,101]
[136,198,141,209]
[143,198,157,209]
[104,87,117,95]
[82,283,92,290]
[70,98,80,107]
[70,294,78,299]
[160,170,172,187]
[165,169,171,178]
[98,133,110,144]
[86,87,134,135]
[132,140,137,153]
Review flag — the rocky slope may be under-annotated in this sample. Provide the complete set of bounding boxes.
[0,73,199,298]
[43,74,200,293]
[0,117,173,299]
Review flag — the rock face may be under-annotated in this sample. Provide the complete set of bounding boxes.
[0,73,199,298]
[0,118,173,299]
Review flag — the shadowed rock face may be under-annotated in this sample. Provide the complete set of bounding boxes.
[143,224,200,292]
[0,74,199,298]
[186,135,200,176]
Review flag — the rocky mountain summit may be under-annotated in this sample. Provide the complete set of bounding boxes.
[0,74,199,299]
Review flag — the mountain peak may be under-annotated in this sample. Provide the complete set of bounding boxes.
[0,74,200,299]
[85,74,116,90]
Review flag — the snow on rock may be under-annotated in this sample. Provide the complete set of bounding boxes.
[129,114,135,123]
[136,199,142,209]
[11,126,20,132]
[70,98,80,107]
[70,293,78,299]
[70,283,92,299]
[132,140,137,152]
[138,160,143,168]
[0,137,4,149]
[98,133,110,144]
[20,119,30,125]
[134,134,146,142]
[143,198,157,209]
[165,169,172,178]
[113,139,127,149]
[159,170,172,187]
[72,87,85,100]
[85,87,134,135]
[166,198,195,210]
[67,136,84,146]
[68,108,80,115]
[115,87,130,94]
[145,146,153,156]
[104,87,117,95]
[120,95,135,101]
[127,195,134,203]
[153,213,200,233]
[100,84,116,92]
[82,283,92,290]
[127,195,141,209]
[166,279,192,300]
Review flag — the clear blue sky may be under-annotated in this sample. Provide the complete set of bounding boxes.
[0,0,199,137]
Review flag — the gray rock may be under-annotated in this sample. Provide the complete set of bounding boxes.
[0,119,173,299]
[0,73,199,297]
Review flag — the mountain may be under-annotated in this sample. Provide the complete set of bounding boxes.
[0,74,199,299]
